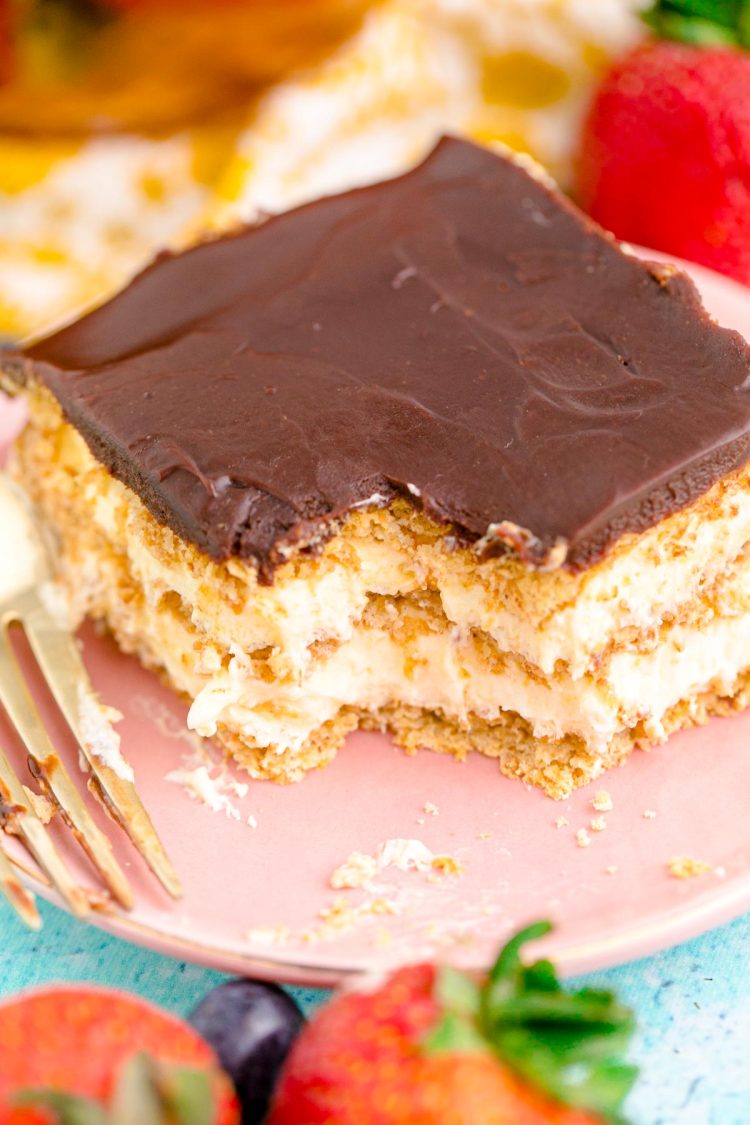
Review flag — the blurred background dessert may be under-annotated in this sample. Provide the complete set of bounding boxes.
[206,0,646,228]
[1,0,369,134]
[0,0,370,338]
[0,0,645,341]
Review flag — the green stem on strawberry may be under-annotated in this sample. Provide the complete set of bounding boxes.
[425,922,638,1125]
[14,1053,217,1125]
[14,1088,108,1125]
[643,0,750,46]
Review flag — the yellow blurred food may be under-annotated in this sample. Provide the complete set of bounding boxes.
[1,0,370,135]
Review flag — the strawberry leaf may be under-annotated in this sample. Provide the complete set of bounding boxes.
[478,923,638,1123]
[14,1053,217,1125]
[425,966,487,1054]
[424,923,638,1121]
[520,958,558,993]
[110,1052,216,1125]
[488,920,552,991]
[667,0,742,20]
[14,1089,107,1125]
[424,1009,488,1054]
[434,965,482,1018]
[156,1064,215,1125]
[642,0,750,45]
[110,1054,163,1125]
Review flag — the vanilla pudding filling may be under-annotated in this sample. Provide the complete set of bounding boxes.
[183,610,750,756]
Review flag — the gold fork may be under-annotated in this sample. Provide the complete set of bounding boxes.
[0,471,181,928]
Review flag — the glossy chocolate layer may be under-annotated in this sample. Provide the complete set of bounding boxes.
[13,138,750,580]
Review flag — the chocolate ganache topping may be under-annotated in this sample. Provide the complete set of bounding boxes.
[12,137,750,581]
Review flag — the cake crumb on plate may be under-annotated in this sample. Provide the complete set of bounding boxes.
[376,838,434,873]
[668,856,712,879]
[164,764,242,820]
[431,855,463,877]
[330,851,379,889]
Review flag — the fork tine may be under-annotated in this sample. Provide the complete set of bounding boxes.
[0,627,134,909]
[0,838,41,929]
[20,599,182,900]
[0,744,89,919]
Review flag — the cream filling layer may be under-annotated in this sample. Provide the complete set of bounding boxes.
[433,479,750,677]
[82,529,750,756]
[181,608,750,755]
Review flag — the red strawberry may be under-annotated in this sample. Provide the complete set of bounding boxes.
[0,0,12,86]
[0,1110,55,1125]
[0,986,240,1124]
[578,3,750,285]
[268,923,638,1125]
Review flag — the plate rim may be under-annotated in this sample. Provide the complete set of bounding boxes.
[10,847,750,985]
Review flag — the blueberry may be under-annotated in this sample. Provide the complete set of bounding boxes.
[190,979,305,1124]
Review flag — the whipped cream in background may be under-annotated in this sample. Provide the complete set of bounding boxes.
[207,0,646,228]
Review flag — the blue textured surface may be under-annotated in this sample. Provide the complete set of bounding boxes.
[1,900,748,1123]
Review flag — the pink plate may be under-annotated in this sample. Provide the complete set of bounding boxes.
[3,251,750,986]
